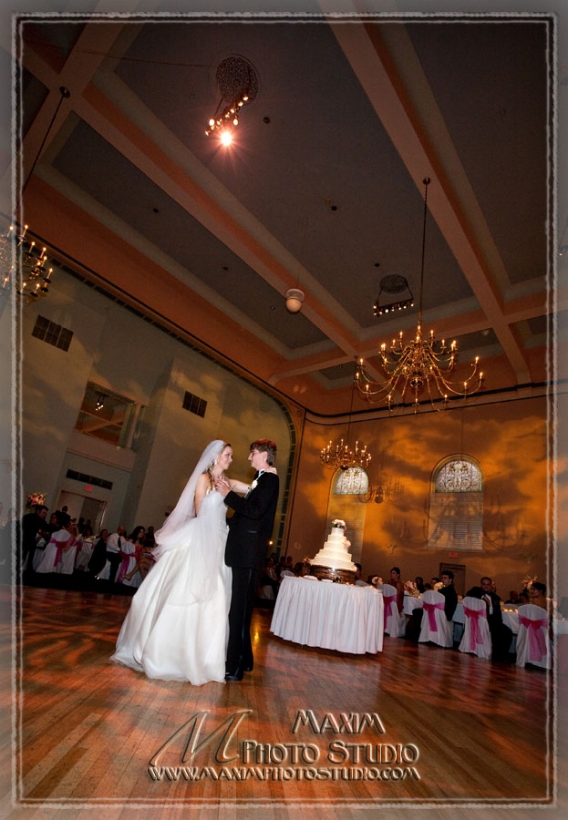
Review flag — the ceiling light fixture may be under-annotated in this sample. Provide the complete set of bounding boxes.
[356,178,485,412]
[320,365,372,470]
[1,86,70,312]
[205,56,258,138]
[374,274,414,316]
[285,288,305,313]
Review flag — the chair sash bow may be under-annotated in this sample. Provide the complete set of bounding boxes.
[423,601,445,631]
[117,554,131,583]
[519,615,548,661]
[383,594,396,616]
[464,605,487,650]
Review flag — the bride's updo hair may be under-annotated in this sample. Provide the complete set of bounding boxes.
[250,438,277,465]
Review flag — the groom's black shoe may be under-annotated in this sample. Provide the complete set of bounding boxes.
[225,668,244,681]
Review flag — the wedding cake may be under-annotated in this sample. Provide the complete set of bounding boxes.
[310,520,357,583]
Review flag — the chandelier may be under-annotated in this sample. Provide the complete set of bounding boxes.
[320,367,372,470]
[360,474,404,504]
[0,224,55,304]
[356,178,485,412]
[1,86,70,311]
[205,56,258,140]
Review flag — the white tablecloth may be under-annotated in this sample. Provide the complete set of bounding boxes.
[270,576,384,654]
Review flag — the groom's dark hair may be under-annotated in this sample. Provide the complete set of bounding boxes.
[250,439,277,465]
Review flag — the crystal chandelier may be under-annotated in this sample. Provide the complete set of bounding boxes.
[320,367,372,470]
[356,178,485,412]
[205,56,258,139]
[0,224,55,305]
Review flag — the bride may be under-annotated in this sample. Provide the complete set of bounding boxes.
[111,440,249,684]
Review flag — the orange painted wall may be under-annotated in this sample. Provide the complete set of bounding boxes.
[286,396,554,600]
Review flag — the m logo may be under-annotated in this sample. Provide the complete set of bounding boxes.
[149,709,251,766]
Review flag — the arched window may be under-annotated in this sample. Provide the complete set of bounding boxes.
[427,457,484,551]
[333,466,369,495]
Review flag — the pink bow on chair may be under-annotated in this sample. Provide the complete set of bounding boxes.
[464,605,487,651]
[519,615,548,662]
[423,601,445,631]
[53,538,65,567]
[383,594,396,615]
[117,555,131,583]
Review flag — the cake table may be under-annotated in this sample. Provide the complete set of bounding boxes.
[270,575,384,654]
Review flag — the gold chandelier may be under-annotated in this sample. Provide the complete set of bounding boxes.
[0,224,55,304]
[356,178,484,412]
[320,366,372,470]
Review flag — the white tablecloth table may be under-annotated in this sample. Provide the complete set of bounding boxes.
[270,576,384,654]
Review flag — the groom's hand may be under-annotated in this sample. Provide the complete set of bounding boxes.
[215,477,230,497]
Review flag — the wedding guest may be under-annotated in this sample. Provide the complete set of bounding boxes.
[439,570,458,621]
[415,576,426,593]
[529,581,552,615]
[21,504,49,574]
[75,525,95,571]
[505,590,521,604]
[88,529,109,577]
[389,567,405,613]
[355,563,368,586]
[104,525,127,583]
[466,576,513,661]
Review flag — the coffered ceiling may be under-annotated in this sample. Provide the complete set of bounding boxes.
[3,1,567,417]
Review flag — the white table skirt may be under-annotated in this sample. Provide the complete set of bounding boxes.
[270,576,384,654]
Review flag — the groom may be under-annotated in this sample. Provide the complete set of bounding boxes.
[216,439,279,681]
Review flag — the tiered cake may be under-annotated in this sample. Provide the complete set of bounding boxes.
[310,522,356,583]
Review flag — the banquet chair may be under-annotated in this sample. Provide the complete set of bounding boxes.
[418,590,453,648]
[381,583,407,638]
[515,604,551,669]
[458,596,492,659]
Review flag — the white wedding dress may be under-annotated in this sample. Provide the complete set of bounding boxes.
[111,489,231,684]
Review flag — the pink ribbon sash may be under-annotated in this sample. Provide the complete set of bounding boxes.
[464,605,487,651]
[519,615,548,661]
[117,555,131,583]
[423,601,445,631]
[53,538,64,567]
[383,594,396,617]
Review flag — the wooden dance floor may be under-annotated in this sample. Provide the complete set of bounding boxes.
[1,583,567,819]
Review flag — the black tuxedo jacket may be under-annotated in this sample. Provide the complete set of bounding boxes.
[439,584,458,620]
[224,471,279,572]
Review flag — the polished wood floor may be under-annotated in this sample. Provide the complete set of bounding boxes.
[1,583,567,820]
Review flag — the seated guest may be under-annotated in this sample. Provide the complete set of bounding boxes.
[505,590,521,604]
[518,590,530,604]
[529,581,552,615]
[466,576,513,661]
[415,576,426,593]
[88,529,109,577]
[389,567,404,613]
[408,571,456,641]
[138,543,156,581]
[354,563,368,586]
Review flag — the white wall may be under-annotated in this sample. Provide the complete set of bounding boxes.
[19,267,292,538]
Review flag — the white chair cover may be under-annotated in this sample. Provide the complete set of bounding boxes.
[418,590,453,648]
[381,584,406,637]
[515,604,551,669]
[458,596,492,659]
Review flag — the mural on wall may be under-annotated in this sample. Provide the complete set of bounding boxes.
[295,398,550,595]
